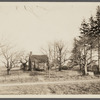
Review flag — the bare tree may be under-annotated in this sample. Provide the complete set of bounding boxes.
[41,40,69,71]
[54,40,68,71]
[20,53,29,71]
[41,42,54,69]
[0,43,23,75]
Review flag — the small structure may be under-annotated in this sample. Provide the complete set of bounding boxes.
[29,52,49,71]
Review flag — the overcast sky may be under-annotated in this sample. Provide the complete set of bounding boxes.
[0,2,99,55]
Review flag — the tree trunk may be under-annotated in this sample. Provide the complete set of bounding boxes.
[59,58,62,71]
[59,66,61,71]
[23,63,26,71]
[84,61,88,75]
[98,36,100,72]
[79,49,82,71]
[59,54,62,71]
[7,61,10,75]
[83,55,88,75]
[83,35,87,75]
[7,68,10,75]
[90,44,92,63]
[28,58,32,71]
[90,43,93,71]
[79,59,82,71]
[33,61,36,70]
[47,61,50,70]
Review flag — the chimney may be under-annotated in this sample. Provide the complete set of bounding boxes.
[30,51,32,57]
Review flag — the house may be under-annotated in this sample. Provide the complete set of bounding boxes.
[29,52,49,71]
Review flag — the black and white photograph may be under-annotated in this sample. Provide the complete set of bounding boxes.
[0,2,99,96]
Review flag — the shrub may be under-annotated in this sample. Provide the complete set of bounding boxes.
[62,66,68,70]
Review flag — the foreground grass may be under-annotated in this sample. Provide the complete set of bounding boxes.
[0,81,100,95]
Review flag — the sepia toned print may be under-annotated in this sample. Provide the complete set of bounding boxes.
[0,2,100,96]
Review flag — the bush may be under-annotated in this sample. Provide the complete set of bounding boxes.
[87,65,99,74]
[34,68,44,71]
[92,65,99,74]
[62,66,68,70]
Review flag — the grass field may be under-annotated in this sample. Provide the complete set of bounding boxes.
[0,68,100,84]
[0,66,100,95]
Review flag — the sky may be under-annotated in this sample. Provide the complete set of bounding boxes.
[0,2,99,55]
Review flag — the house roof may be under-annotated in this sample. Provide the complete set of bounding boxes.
[30,55,48,63]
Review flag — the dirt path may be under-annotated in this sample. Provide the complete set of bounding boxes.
[0,79,100,87]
